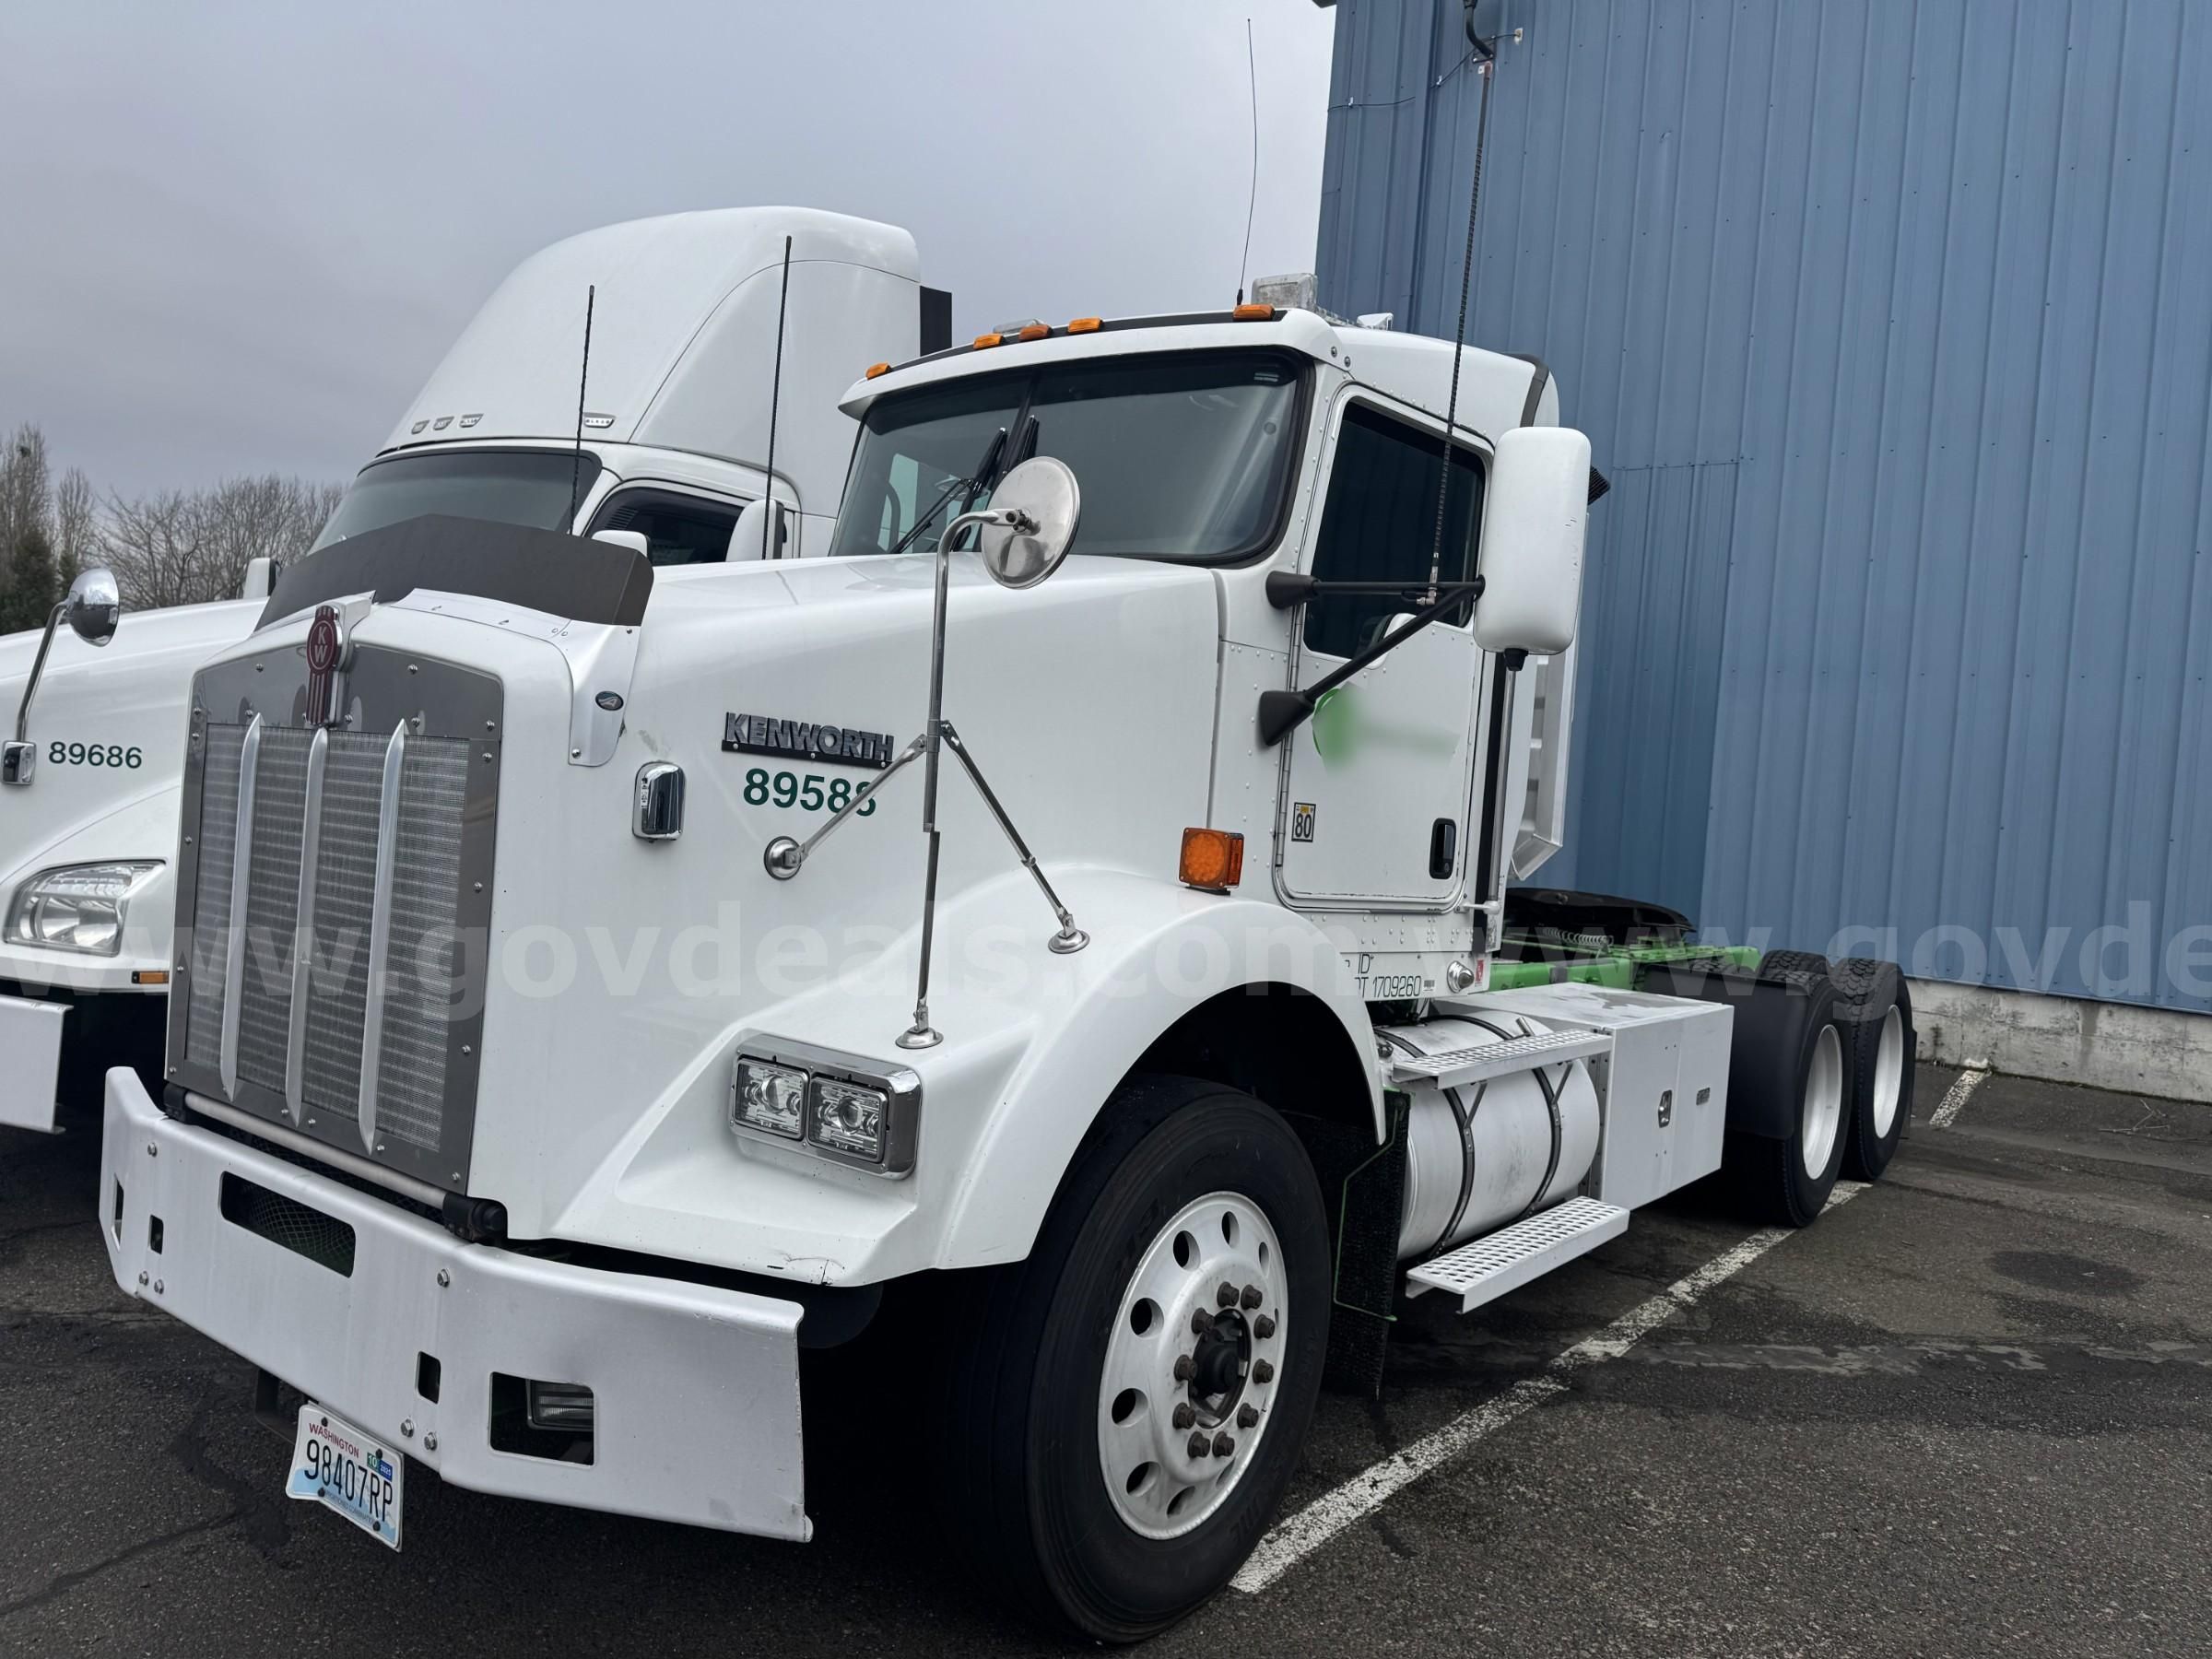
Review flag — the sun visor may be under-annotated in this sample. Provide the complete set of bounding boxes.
[259,513,653,630]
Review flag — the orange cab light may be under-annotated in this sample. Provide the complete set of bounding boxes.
[1017,322,1051,342]
[1178,828,1245,892]
[1066,316,1103,333]
[864,361,892,380]
[1231,302,1277,322]
[973,332,1005,349]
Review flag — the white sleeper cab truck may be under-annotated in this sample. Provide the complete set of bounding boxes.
[98,299,1912,1640]
[0,206,944,1140]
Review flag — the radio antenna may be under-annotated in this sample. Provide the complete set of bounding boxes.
[761,234,794,559]
[1424,26,1497,604]
[1237,17,1259,303]
[567,283,595,529]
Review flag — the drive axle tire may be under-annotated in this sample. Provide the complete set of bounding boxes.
[935,1076,1330,1642]
[1724,970,1849,1227]
[1832,959,1914,1181]
[1758,948,1832,979]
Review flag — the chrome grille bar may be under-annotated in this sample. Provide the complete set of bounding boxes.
[356,721,406,1153]
[218,712,263,1095]
[283,724,328,1124]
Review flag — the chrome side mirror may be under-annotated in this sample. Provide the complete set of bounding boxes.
[976,457,1080,589]
[65,566,121,647]
[6,567,124,784]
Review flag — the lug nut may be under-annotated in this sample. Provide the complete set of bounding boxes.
[1253,1314,1277,1340]
[1216,1281,1238,1309]
[1212,1432,1236,1458]
[1187,1431,1210,1459]
[1238,1404,1260,1430]
[1241,1284,1264,1311]
[1173,1354,1197,1382]
[1253,1359,1276,1383]
[1191,1309,1215,1336]
[1172,1403,1196,1430]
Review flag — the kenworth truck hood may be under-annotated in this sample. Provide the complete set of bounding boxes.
[0,600,260,986]
[166,550,1224,1273]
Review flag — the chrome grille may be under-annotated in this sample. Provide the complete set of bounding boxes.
[173,645,499,1190]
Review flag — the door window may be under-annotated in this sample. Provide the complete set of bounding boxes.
[592,489,742,565]
[1304,403,1484,659]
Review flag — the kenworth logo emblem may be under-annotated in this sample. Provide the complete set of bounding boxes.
[304,605,348,727]
[723,712,896,770]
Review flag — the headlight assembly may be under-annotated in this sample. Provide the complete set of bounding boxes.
[728,1036,920,1176]
[6,861,162,957]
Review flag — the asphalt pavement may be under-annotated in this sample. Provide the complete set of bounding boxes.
[4,1065,2207,1657]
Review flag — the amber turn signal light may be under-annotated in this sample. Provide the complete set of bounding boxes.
[132,970,170,987]
[1179,828,1245,892]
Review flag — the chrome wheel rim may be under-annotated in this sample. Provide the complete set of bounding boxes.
[1801,1024,1844,1179]
[1872,1005,1905,1137]
[1098,1191,1286,1539]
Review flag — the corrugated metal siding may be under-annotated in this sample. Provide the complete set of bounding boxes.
[1320,0,2212,1013]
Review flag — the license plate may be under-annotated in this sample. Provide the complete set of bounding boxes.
[286,1403,404,1549]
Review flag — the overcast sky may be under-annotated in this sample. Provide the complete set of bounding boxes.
[0,1,1335,500]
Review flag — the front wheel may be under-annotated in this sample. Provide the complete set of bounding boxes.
[935,1076,1331,1642]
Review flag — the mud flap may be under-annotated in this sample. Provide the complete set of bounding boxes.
[1292,1089,1411,1397]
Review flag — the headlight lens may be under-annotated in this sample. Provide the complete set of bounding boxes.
[6,862,161,957]
[809,1077,888,1163]
[727,1039,921,1176]
[733,1058,806,1139]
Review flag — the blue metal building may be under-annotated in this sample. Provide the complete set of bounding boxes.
[1315,0,2212,1014]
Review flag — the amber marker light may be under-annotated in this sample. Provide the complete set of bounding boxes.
[1178,828,1245,893]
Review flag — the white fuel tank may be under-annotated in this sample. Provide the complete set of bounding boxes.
[1383,1016,1602,1260]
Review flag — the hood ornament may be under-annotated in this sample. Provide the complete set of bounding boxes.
[304,605,352,728]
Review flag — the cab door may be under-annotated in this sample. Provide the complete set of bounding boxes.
[1276,398,1485,910]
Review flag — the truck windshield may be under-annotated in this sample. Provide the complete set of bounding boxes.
[830,349,1303,563]
[312,450,602,548]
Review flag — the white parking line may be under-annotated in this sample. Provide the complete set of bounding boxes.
[1230,1182,1869,1594]
[1928,1067,1989,1129]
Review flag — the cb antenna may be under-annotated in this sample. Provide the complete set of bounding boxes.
[1237,17,1259,303]
[1424,16,1499,604]
[761,234,794,559]
[567,284,596,529]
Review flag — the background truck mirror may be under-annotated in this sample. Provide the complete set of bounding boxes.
[1473,426,1590,658]
[730,499,792,563]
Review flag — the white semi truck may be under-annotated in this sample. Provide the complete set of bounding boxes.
[0,206,946,1139]
[96,298,1912,1639]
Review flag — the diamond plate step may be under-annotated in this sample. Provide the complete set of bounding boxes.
[1404,1197,1630,1312]
[1385,1028,1610,1093]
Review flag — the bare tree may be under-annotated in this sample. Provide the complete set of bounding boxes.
[0,424,51,560]
[103,475,343,608]
[53,466,96,583]
[100,488,204,610]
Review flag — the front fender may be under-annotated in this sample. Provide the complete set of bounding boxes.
[935,873,1381,1268]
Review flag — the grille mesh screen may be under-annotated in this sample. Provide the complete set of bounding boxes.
[184,725,245,1070]
[299,733,388,1123]
[235,727,311,1095]
[372,737,471,1151]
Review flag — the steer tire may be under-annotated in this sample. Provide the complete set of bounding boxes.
[1832,958,1914,1181]
[933,1075,1331,1642]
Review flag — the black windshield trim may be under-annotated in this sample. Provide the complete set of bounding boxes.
[841,347,1312,569]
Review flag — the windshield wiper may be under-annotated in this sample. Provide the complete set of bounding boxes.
[888,427,1008,559]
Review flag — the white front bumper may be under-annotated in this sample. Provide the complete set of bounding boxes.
[99,1069,811,1540]
[0,994,67,1134]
